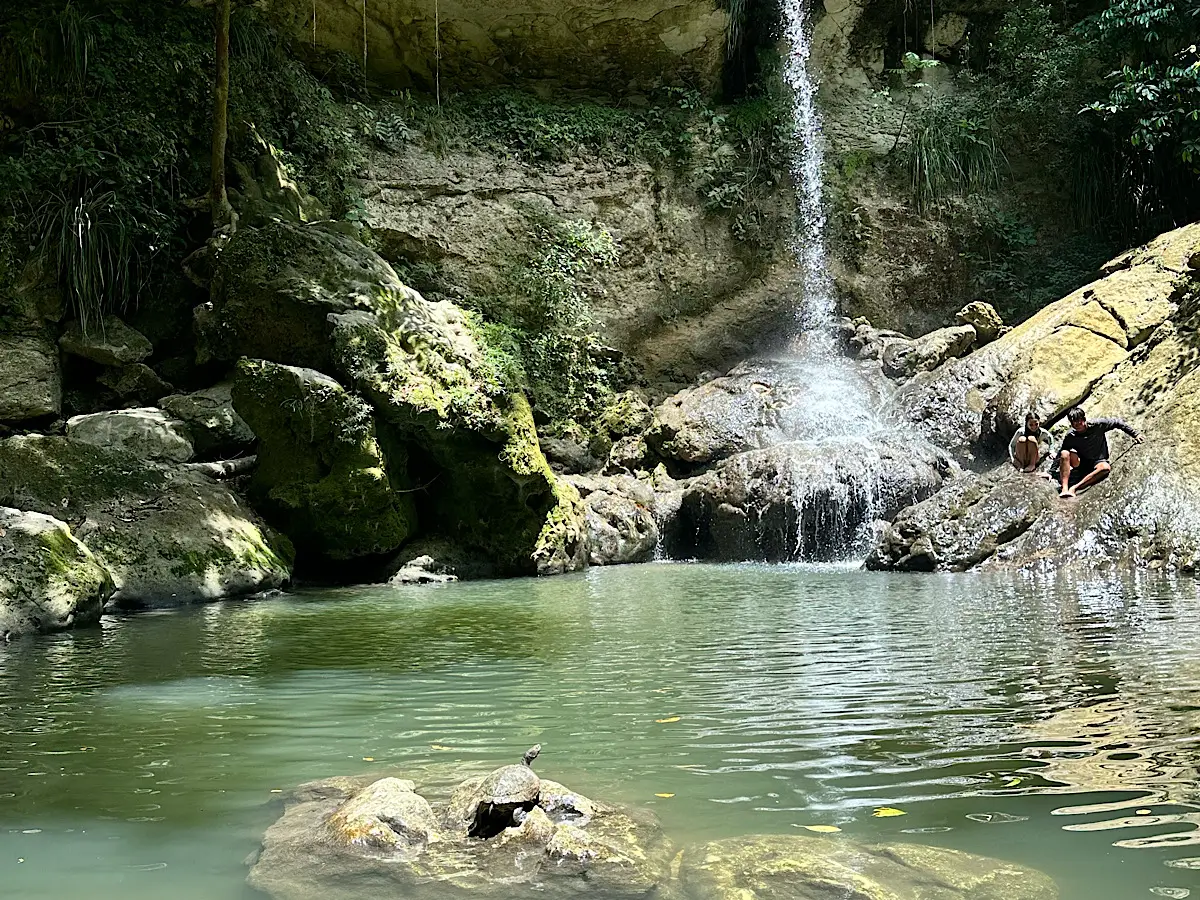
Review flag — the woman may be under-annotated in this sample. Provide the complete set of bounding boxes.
[1009,412,1052,473]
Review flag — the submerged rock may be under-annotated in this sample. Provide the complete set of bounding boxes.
[678,834,1058,900]
[232,359,415,560]
[249,767,672,900]
[0,435,291,608]
[0,507,112,639]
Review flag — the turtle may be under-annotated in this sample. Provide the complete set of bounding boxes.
[466,746,543,839]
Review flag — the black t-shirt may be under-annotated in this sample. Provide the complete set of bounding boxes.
[1059,417,1141,462]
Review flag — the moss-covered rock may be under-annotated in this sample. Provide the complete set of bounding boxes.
[0,507,113,639]
[232,359,416,560]
[0,435,291,608]
[0,334,61,422]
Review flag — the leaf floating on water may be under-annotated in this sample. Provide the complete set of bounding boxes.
[1150,888,1190,898]
[872,807,907,818]
[269,789,283,794]
[1165,859,1200,870]
[799,825,842,833]
[901,827,953,834]
[655,716,682,724]
[1002,777,1022,787]
[966,812,1029,824]
[654,793,675,798]
[362,757,375,762]
[1137,809,1154,815]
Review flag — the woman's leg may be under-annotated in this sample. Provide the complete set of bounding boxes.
[1014,437,1037,472]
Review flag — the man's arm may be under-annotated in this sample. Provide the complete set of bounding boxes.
[1094,417,1143,442]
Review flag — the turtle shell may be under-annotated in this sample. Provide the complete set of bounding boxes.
[477,764,540,806]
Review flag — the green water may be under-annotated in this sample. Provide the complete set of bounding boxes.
[3,563,1200,899]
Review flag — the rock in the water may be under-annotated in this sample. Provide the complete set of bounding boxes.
[678,834,1058,900]
[891,222,1197,458]
[389,554,457,585]
[674,438,950,562]
[160,383,256,460]
[0,334,61,421]
[232,359,415,560]
[956,300,1004,344]
[0,435,291,608]
[0,507,112,639]
[67,408,195,464]
[249,770,672,900]
[569,474,659,565]
[59,315,153,366]
[881,323,976,379]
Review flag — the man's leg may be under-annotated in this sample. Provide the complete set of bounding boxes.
[1071,460,1111,494]
[1059,450,1078,497]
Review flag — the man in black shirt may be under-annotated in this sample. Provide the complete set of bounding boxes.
[1057,406,1143,499]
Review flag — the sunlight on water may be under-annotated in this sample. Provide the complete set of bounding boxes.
[3,567,1200,898]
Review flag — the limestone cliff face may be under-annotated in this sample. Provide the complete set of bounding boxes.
[273,0,729,93]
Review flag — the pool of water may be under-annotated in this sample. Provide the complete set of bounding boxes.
[3,563,1200,898]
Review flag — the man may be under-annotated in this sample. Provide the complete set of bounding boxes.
[1056,406,1143,499]
[1009,411,1052,473]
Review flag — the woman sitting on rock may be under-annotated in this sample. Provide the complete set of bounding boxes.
[1056,406,1143,499]
[1009,412,1052,473]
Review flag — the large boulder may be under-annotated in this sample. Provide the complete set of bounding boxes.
[0,507,112,639]
[678,835,1058,900]
[249,769,673,900]
[569,474,659,565]
[58,315,152,366]
[890,222,1199,458]
[0,334,61,421]
[880,323,976,379]
[673,438,950,562]
[0,435,292,608]
[160,383,256,459]
[66,408,195,464]
[232,360,416,560]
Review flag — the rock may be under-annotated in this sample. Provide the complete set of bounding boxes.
[249,770,673,900]
[199,221,415,371]
[540,435,602,474]
[59,315,152,366]
[0,507,112,639]
[891,222,1198,458]
[0,435,291,608]
[956,300,1004,344]
[569,474,659,565]
[0,334,61,421]
[598,391,654,439]
[389,555,457,585]
[231,128,329,228]
[881,323,977,379]
[97,363,175,405]
[67,408,196,464]
[678,834,1058,900]
[462,763,542,838]
[326,778,441,849]
[673,438,950,562]
[232,359,415,560]
[605,434,655,474]
[160,383,256,460]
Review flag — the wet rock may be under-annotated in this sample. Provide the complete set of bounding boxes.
[232,360,415,561]
[59,315,152,367]
[160,383,256,460]
[881,323,976,379]
[569,474,659,566]
[674,437,950,562]
[385,537,496,583]
[541,435,601,474]
[605,433,655,474]
[678,834,1059,900]
[66,408,195,464]
[0,435,291,608]
[249,769,672,900]
[0,334,61,422]
[956,300,1004,344]
[389,554,457,585]
[0,507,112,639]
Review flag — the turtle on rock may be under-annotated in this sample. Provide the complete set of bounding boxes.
[466,745,542,839]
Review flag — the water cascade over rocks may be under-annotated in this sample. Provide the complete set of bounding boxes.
[656,0,949,563]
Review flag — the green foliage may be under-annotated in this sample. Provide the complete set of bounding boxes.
[0,0,363,326]
[906,99,1004,212]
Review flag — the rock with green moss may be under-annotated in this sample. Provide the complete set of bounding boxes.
[232,359,415,560]
[160,383,255,460]
[678,834,1058,900]
[0,435,292,608]
[0,507,113,639]
[59,315,153,367]
[0,334,61,422]
[329,306,586,576]
[198,221,408,371]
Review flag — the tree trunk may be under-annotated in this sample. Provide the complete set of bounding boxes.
[210,0,234,230]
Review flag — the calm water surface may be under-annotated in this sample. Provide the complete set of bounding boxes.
[4,563,1200,899]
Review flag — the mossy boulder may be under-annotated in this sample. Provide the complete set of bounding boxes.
[232,359,416,560]
[678,834,1058,900]
[0,435,292,608]
[59,315,153,367]
[199,221,404,371]
[160,383,256,460]
[0,507,113,639]
[0,334,61,422]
